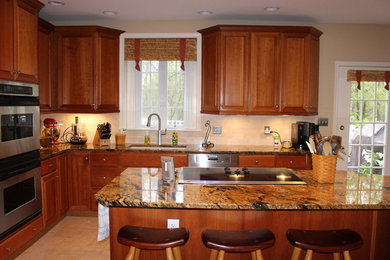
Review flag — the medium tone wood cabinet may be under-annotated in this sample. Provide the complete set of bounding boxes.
[198,25,322,115]
[0,0,43,83]
[38,18,55,112]
[55,26,124,113]
[67,152,91,211]
[40,154,68,227]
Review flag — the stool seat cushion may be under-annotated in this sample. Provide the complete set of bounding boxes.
[202,228,275,253]
[286,229,363,253]
[117,225,189,250]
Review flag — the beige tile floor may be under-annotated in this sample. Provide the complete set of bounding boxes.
[16,216,109,260]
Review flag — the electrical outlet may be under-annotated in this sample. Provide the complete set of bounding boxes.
[317,118,329,126]
[264,126,271,135]
[167,219,180,229]
[213,126,222,134]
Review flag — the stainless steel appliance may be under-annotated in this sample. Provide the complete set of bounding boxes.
[0,80,41,239]
[291,121,318,150]
[0,80,40,159]
[188,153,238,168]
[178,167,305,185]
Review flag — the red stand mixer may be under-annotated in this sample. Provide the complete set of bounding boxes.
[42,118,61,145]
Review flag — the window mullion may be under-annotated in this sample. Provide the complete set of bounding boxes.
[159,61,168,129]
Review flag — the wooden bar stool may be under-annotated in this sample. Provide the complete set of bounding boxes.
[202,228,275,260]
[117,225,189,260]
[286,229,363,260]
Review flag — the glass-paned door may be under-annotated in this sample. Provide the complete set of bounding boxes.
[348,81,388,175]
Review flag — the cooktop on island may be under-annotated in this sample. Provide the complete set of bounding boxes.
[178,167,306,185]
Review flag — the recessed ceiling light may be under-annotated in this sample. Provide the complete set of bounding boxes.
[264,7,280,12]
[48,1,65,6]
[102,11,118,16]
[198,11,213,15]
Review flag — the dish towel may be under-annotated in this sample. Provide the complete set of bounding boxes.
[97,203,110,241]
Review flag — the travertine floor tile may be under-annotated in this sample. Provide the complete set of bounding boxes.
[16,216,109,260]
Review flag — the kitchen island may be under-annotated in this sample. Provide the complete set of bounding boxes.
[95,168,390,260]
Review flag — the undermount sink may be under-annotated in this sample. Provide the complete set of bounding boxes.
[128,144,187,150]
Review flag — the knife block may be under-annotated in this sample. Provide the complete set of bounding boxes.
[93,129,110,146]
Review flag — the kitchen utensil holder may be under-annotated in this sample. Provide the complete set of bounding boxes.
[312,154,337,183]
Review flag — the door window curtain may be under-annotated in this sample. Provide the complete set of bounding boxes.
[347,70,390,90]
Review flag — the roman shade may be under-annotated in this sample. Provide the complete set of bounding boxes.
[124,38,197,71]
[347,70,390,90]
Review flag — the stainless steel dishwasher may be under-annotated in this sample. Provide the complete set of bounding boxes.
[188,153,238,167]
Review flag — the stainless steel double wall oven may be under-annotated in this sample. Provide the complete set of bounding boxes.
[0,80,41,239]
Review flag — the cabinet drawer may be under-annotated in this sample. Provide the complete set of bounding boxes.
[239,155,276,167]
[90,166,125,187]
[120,153,188,167]
[90,152,120,166]
[41,157,57,176]
[276,155,307,169]
[0,215,43,259]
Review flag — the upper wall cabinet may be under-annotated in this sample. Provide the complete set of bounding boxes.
[0,0,44,83]
[198,25,322,116]
[55,26,124,113]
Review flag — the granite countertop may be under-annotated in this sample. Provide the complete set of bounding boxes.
[39,143,309,160]
[95,168,390,210]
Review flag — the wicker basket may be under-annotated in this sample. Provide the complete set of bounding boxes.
[312,154,338,183]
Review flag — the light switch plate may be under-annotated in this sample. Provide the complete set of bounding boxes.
[317,118,329,126]
[167,219,180,228]
[213,126,222,134]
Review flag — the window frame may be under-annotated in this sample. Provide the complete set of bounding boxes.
[119,33,202,131]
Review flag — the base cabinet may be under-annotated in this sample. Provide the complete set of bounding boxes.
[0,215,43,259]
[239,154,311,169]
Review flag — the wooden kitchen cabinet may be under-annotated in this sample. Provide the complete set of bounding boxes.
[55,26,124,113]
[67,152,91,211]
[238,155,276,167]
[0,0,43,83]
[120,152,188,167]
[40,154,68,227]
[198,25,322,115]
[275,154,311,169]
[38,18,56,112]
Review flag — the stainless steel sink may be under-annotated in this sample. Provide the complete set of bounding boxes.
[128,144,187,150]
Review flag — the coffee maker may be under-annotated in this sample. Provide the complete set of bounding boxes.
[291,121,318,150]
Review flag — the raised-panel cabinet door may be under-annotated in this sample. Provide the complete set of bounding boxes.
[280,33,307,114]
[0,0,14,80]
[57,154,69,215]
[67,152,91,211]
[57,32,95,112]
[96,32,120,112]
[13,0,41,83]
[249,32,281,113]
[304,35,320,114]
[200,32,219,114]
[219,31,250,114]
[41,171,58,227]
[38,19,55,112]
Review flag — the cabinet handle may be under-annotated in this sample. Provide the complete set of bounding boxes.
[49,164,54,167]
[12,70,20,74]
[33,228,38,231]
[56,176,59,178]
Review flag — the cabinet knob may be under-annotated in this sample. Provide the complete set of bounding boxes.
[6,248,11,252]
[85,157,89,160]
[275,104,279,108]
[33,228,38,231]
[102,158,106,161]
[255,160,259,164]
[49,164,53,167]
[103,176,106,180]
[289,160,293,164]
[56,176,59,178]
[12,70,20,74]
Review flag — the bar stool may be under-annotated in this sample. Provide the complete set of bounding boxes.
[286,229,363,260]
[117,225,189,260]
[202,228,275,260]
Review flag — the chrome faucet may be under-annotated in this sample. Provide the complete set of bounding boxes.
[146,113,167,145]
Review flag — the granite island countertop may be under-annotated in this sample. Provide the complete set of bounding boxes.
[39,143,310,160]
[95,168,390,210]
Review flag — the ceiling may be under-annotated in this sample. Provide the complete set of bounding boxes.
[39,0,390,24]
